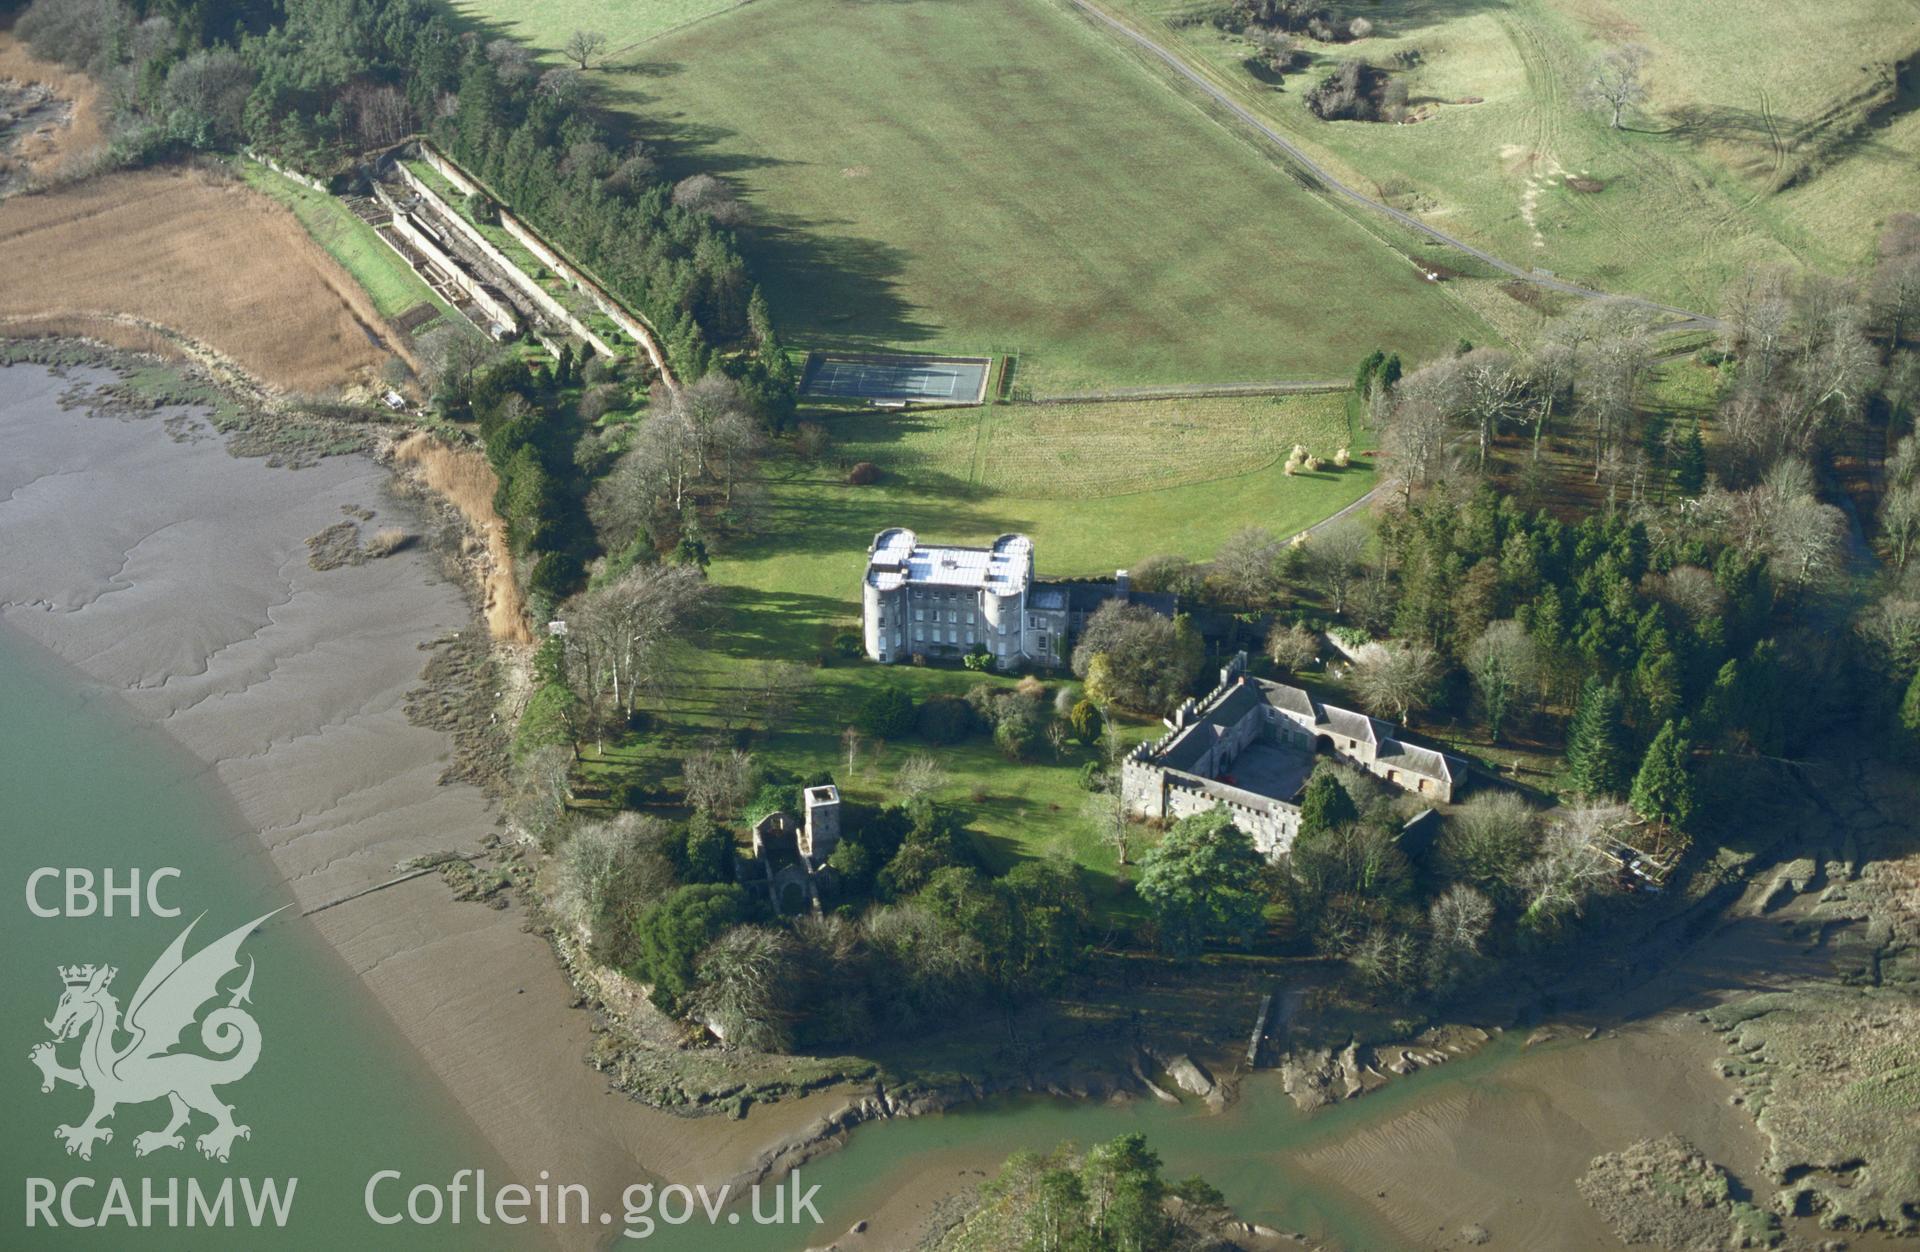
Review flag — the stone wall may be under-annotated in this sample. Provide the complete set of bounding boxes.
[496,210,674,387]
[393,157,619,359]
[387,211,520,334]
[1163,773,1298,859]
[244,151,330,193]
[417,143,674,385]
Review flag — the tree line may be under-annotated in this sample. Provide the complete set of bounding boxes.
[14,0,798,399]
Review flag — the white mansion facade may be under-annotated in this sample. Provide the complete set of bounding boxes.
[861,530,1168,669]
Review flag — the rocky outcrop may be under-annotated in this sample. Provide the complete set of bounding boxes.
[1278,1025,1493,1110]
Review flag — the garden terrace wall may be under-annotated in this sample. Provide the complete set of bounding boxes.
[387,211,521,336]
[496,206,673,387]
[391,158,619,360]
[242,150,331,194]
[414,144,674,385]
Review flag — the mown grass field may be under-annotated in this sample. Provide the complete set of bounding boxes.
[513,0,1487,392]
[587,391,1373,915]
[1099,0,1920,317]
[239,161,451,324]
[450,0,745,56]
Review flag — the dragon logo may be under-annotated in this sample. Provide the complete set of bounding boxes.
[29,911,278,1163]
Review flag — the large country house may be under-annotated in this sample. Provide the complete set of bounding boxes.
[861,529,1172,668]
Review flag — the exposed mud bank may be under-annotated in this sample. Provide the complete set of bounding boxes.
[0,353,855,1248]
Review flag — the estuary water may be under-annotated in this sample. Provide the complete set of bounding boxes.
[0,624,515,1249]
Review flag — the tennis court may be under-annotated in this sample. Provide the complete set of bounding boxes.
[801,353,992,405]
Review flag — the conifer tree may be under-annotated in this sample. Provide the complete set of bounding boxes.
[1354,349,1385,395]
[1298,772,1358,842]
[746,285,775,348]
[1630,720,1693,829]
[1565,677,1630,797]
[1674,421,1706,495]
[1631,644,1681,730]
[1378,353,1402,391]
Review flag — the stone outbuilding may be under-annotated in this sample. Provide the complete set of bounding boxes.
[1121,653,1466,859]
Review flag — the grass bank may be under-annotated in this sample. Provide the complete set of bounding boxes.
[462,0,1485,392]
[239,159,453,326]
[1093,0,1920,315]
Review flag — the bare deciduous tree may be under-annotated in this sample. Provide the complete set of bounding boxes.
[536,66,585,105]
[1436,790,1540,902]
[1718,270,1878,474]
[1652,564,1725,625]
[505,743,573,847]
[590,376,763,549]
[1519,339,1573,463]
[590,411,691,549]
[563,562,711,723]
[1578,308,1656,480]
[1581,43,1650,129]
[1266,621,1321,673]
[1428,883,1493,954]
[682,746,755,819]
[1303,521,1368,616]
[895,753,947,804]
[676,373,761,502]
[1718,267,1794,384]
[1463,350,1529,472]
[1856,593,1920,676]
[1465,619,1538,742]
[563,28,609,71]
[486,37,534,84]
[1381,375,1455,505]
[1212,526,1282,605]
[1351,641,1440,725]
[1518,803,1628,928]
[1084,783,1133,866]
[690,926,795,1052]
[344,81,413,148]
[1767,487,1847,588]
[552,813,673,940]
[1873,212,1920,348]
[1705,457,1846,591]
[671,173,748,226]
[1881,482,1920,572]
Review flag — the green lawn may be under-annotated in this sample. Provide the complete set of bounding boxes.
[1097,0,1920,317]
[505,0,1486,392]
[239,161,452,324]
[593,391,1373,916]
[450,0,745,55]
[734,391,1367,587]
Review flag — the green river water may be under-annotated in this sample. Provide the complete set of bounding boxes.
[0,625,527,1250]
